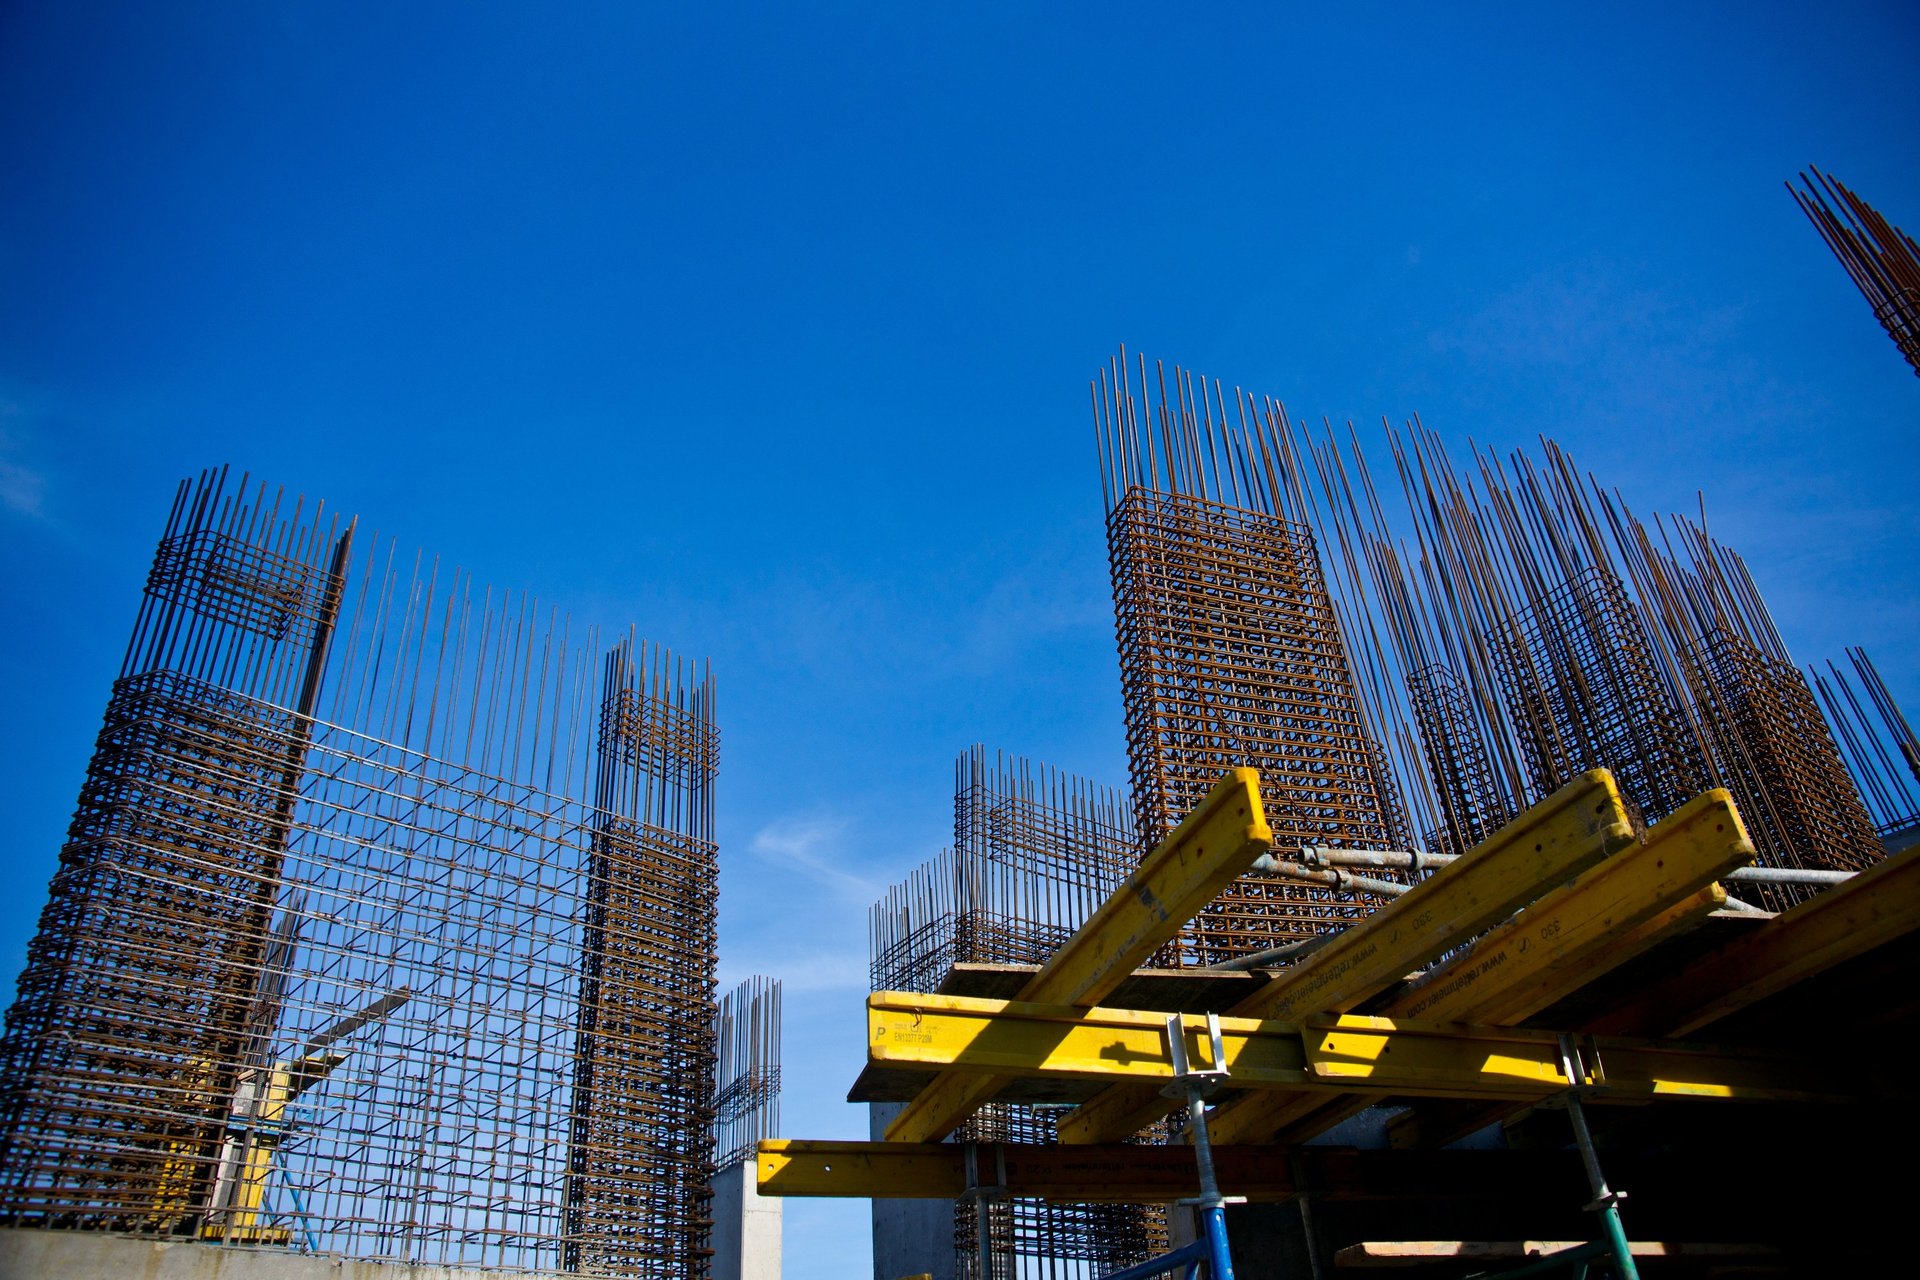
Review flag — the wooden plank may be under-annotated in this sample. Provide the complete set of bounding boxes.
[1058,771,1636,1144]
[882,768,1273,1142]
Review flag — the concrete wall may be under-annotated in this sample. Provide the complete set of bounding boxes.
[0,1229,551,1280]
[866,1103,954,1280]
[711,1160,782,1280]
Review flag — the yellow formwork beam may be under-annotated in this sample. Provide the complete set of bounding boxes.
[760,1140,977,1199]
[1058,770,1635,1144]
[1588,841,1920,1038]
[882,768,1273,1143]
[1204,791,1751,1145]
[1401,791,1750,1027]
[756,1138,1307,1202]
[866,990,1863,1106]
[1224,886,1728,1148]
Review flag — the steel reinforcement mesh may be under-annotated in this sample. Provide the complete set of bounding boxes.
[1791,168,1920,378]
[0,469,718,1278]
[1811,649,1920,846]
[1681,630,1883,909]
[1405,663,1514,858]
[1489,565,1707,829]
[1107,490,1407,962]
[712,977,780,1175]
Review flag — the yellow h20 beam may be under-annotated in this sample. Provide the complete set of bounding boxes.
[757,1139,1310,1202]
[883,768,1273,1143]
[1588,841,1920,1037]
[1203,789,1753,1145]
[867,990,1872,1107]
[1059,770,1636,1144]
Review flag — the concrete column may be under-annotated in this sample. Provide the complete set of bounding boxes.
[867,1102,956,1280]
[711,1160,783,1280]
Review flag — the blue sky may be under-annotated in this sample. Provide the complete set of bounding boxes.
[2,4,1916,1276]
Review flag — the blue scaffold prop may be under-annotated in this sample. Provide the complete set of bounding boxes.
[1091,1013,1237,1280]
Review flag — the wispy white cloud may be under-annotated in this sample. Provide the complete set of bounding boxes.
[719,947,869,994]
[749,815,879,902]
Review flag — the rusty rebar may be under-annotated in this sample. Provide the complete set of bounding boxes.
[0,468,719,1277]
[1790,168,1920,377]
[870,746,1168,1279]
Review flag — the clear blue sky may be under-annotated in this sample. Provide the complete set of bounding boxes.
[2,5,1915,1276]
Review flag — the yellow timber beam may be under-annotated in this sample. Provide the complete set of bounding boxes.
[1204,790,1752,1145]
[867,991,1868,1106]
[883,768,1274,1143]
[1398,791,1750,1027]
[757,1141,1597,1204]
[757,1139,1307,1202]
[1059,770,1636,1144]
[1587,841,1920,1037]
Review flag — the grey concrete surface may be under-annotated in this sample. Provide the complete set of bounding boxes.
[712,1160,782,1280]
[866,1102,954,1280]
[0,1229,566,1280]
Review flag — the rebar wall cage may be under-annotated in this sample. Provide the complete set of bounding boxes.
[0,468,720,1278]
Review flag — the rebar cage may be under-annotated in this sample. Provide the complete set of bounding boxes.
[0,468,719,1278]
[1091,350,1891,955]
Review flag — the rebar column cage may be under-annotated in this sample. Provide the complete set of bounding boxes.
[1093,355,1892,952]
[1486,564,1707,829]
[0,468,720,1278]
[1811,648,1920,852]
[1676,629,1880,908]
[1095,353,1410,965]
[870,747,1169,1279]
[1404,662,1513,857]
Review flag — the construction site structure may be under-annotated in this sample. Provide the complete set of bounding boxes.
[0,468,721,1278]
[829,350,1913,1276]
[782,764,1920,1272]
[868,747,1167,1279]
[1790,168,1920,377]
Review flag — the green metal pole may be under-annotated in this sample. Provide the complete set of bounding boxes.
[1558,1035,1638,1280]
